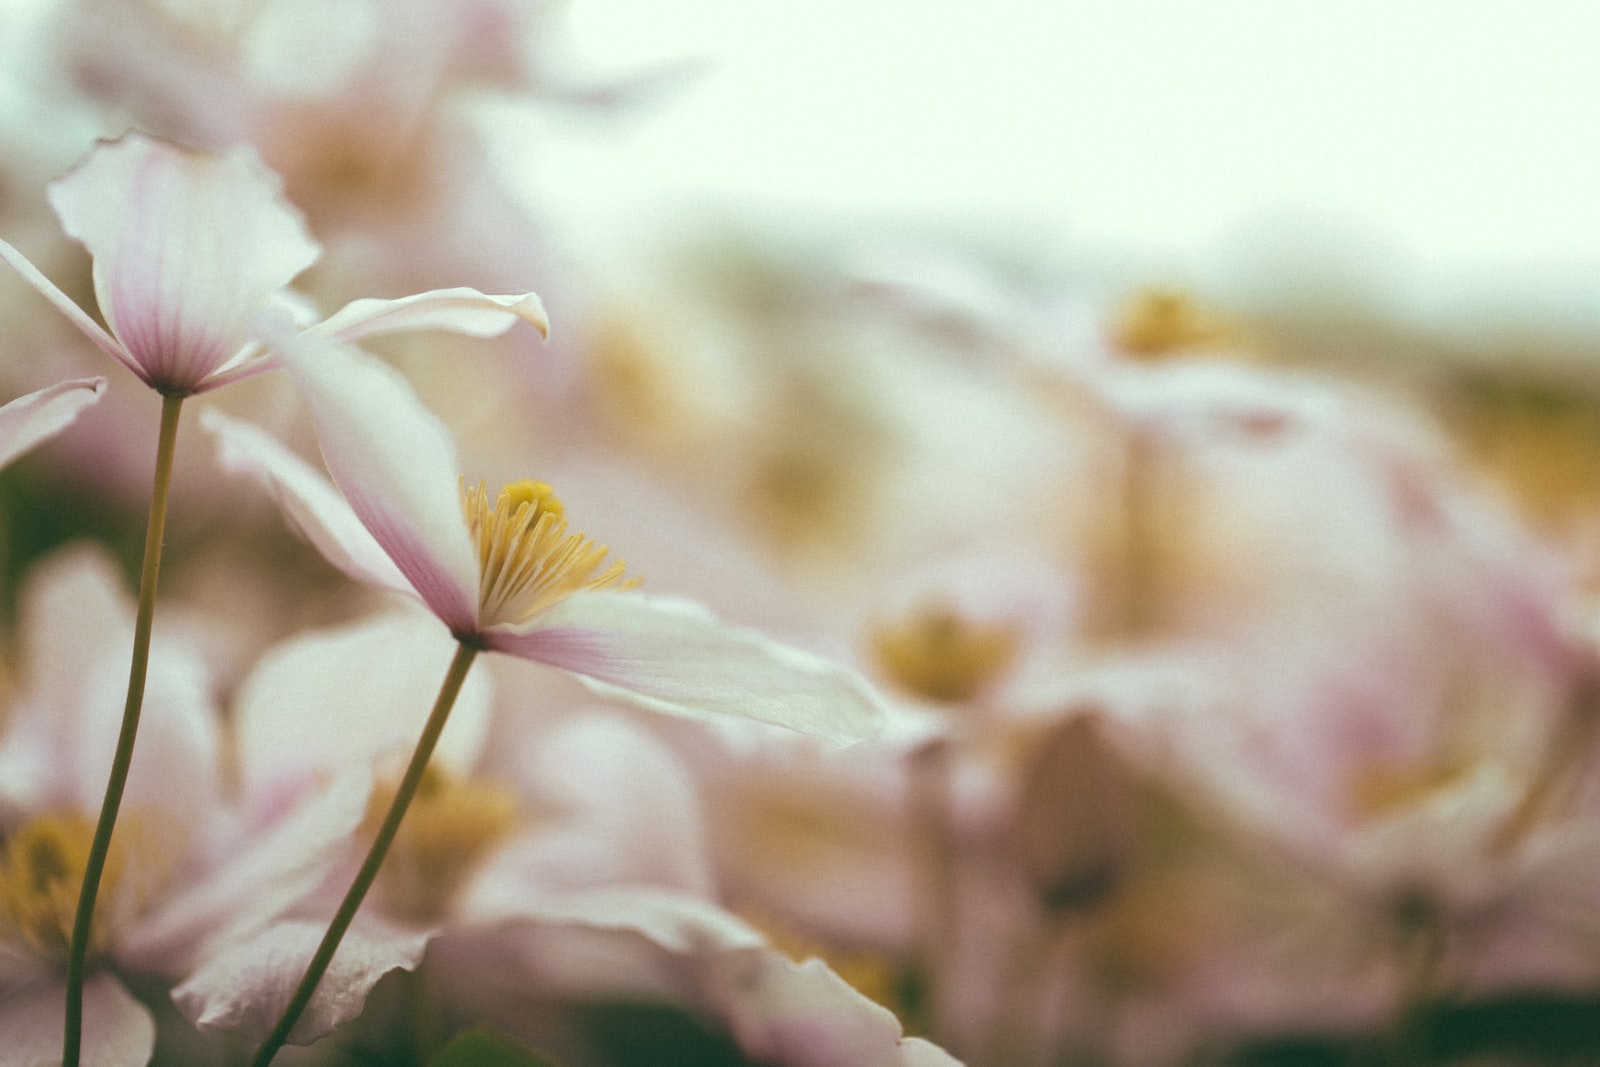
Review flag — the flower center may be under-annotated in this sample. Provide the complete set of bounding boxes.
[870,605,1019,704]
[363,767,522,922]
[1109,286,1238,362]
[461,478,640,629]
[0,814,117,964]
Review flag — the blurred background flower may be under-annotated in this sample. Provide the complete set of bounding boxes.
[4,1,1600,1065]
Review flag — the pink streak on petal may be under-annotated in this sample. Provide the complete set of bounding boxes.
[344,488,480,634]
[485,591,885,744]
[264,318,481,633]
[0,239,146,384]
[48,132,319,393]
[202,408,414,599]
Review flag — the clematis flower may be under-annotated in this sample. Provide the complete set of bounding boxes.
[0,132,547,397]
[0,546,367,1066]
[0,377,105,468]
[204,321,884,745]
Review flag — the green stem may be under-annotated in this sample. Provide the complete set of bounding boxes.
[64,392,184,1067]
[249,640,481,1067]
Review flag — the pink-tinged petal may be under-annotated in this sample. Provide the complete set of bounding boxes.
[48,133,319,392]
[315,287,549,342]
[234,612,493,802]
[0,240,143,382]
[461,713,713,903]
[486,591,885,744]
[262,320,480,632]
[0,975,154,1067]
[203,408,415,599]
[119,771,374,974]
[0,377,105,468]
[173,917,430,1045]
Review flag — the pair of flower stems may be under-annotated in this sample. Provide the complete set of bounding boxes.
[63,393,470,1067]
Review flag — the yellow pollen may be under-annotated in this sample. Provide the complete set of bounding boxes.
[499,479,565,522]
[461,478,640,628]
[363,768,522,922]
[1110,287,1239,362]
[870,606,1019,704]
[0,813,117,963]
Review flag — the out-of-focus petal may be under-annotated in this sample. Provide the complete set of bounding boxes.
[463,712,713,902]
[203,408,413,599]
[119,771,373,975]
[899,1038,964,1067]
[48,132,319,392]
[0,974,154,1067]
[0,377,105,469]
[486,591,885,745]
[173,917,429,1046]
[718,954,948,1067]
[233,611,493,802]
[467,885,768,955]
[315,287,549,342]
[0,240,140,378]
[263,318,480,632]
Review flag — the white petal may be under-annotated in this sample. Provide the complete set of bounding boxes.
[899,1039,964,1067]
[0,377,104,469]
[0,975,154,1067]
[460,712,713,905]
[202,407,414,599]
[464,885,767,956]
[0,240,142,380]
[486,591,885,744]
[2,545,222,835]
[315,287,549,342]
[48,132,319,392]
[120,771,373,974]
[723,955,939,1067]
[262,319,481,633]
[173,917,430,1046]
[234,611,492,802]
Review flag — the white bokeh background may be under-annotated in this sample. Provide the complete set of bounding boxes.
[536,1,1600,330]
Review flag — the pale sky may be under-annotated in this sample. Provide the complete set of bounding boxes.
[537,1,1600,329]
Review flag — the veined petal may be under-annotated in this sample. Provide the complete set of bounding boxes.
[0,240,143,382]
[48,133,319,392]
[261,319,480,632]
[485,591,886,744]
[203,408,414,600]
[314,287,550,343]
[173,917,429,1046]
[0,377,105,468]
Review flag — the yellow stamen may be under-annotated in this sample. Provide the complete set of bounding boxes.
[0,814,118,963]
[362,767,521,922]
[461,478,640,628]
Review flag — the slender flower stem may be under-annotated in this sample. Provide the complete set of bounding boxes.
[64,392,184,1067]
[250,640,481,1067]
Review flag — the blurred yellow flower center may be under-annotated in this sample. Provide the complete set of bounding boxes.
[364,767,522,922]
[871,605,1019,704]
[0,813,117,963]
[461,478,640,628]
[1110,287,1238,362]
